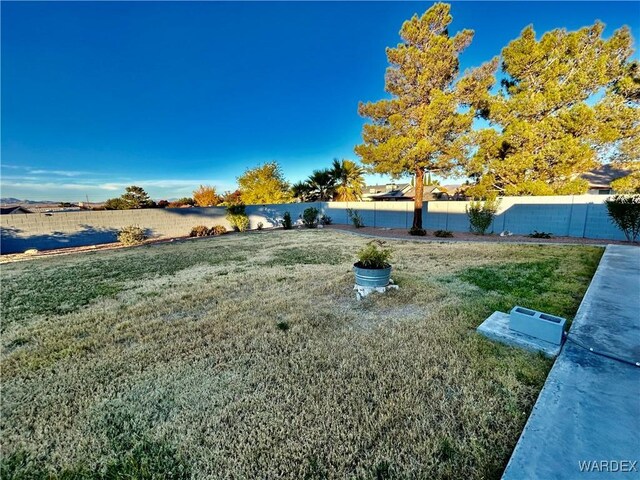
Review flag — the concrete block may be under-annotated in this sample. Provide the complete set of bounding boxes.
[509,306,566,345]
[477,311,562,358]
[354,280,399,301]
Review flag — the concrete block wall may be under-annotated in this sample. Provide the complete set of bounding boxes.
[1,207,230,254]
[245,202,321,228]
[0,195,627,254]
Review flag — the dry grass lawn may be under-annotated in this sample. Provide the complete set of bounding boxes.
[0,230,602,479]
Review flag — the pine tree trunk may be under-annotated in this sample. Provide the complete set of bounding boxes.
[412,168,424,230]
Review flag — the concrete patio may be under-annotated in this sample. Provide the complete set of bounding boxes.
[503,245,640,478]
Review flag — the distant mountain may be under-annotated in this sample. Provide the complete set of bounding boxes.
[0,198,59,205]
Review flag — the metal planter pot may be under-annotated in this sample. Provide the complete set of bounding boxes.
[353,263,392,287]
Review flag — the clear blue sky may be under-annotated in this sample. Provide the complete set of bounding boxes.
[2,1,638,201]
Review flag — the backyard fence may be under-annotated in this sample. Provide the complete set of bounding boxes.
[0,195,625,254]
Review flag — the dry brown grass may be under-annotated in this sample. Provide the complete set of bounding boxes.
[0,230,602,478]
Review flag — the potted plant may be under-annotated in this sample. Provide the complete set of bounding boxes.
[353,240,392,287]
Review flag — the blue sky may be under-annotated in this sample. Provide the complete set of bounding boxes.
[2,1,638,201]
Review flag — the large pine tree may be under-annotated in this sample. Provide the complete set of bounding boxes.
[467,22,639,196]
[355,3,493,231]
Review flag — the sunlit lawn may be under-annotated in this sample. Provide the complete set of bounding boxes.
[0,230,602,479]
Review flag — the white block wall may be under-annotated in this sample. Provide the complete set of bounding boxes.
[0,196,626,254]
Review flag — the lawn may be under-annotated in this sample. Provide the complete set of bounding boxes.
[0,230,602,479]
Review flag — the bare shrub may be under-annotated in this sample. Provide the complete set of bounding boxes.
[117,226,146,246]
[190,225,210,238]
[210,225,227,236]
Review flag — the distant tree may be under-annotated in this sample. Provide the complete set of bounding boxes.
[238,162,292,205]
[119,185,154,209]
[193,185,221,207]
[424,172,440,186]
[220,190,243,206]
[104,197,128,210]
[167,197,195,208]
[465,22,639,197]
[307,169,335,201]
[156,199,169,208]
[291,181,313,202]
[355,4,494,232]
[331,159,365,201]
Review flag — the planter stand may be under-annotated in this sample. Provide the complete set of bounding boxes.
[354,279,399,301]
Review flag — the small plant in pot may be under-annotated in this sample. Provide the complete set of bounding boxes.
[353,240,392,287]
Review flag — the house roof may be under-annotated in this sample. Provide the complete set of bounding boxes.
[581,164,630,188]
[370,189,409,200]
[364,183,410,194]
[370,184,449,200]
[0,206,33,215]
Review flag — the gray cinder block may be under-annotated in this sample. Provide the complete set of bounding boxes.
[509,306,566,345]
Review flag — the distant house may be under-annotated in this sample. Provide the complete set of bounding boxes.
[363,183,455,201]
[29,206,82,213]
[441,185,468,200]
[0,206,33,215]
[362,183,409,201]
[581,164,630,195]
[368,183,411,201]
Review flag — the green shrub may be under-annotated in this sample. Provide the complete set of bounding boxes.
[605,194,640,242]
[346,208,364,228]
[190,225,210,237]
[282,212,293,230]
[117,226,146,246]
[434,230,453,238]
[466,198,499,235]
[356,240,392,269]
[210,225,227,236]
[226,204,249,232]
[409,227,427,236]
[228,215,249,232]
[528,230,553,239]
[302,207,319,228]
[320,214,332,226]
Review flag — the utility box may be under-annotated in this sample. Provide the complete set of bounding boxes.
[509,306,566,345]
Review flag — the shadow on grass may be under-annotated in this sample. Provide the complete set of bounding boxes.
[1,225,128,255]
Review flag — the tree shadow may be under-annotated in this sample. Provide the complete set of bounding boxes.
[0,224,153,254]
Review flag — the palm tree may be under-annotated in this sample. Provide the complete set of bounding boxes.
[291,181,312,202]
[331,159,365,201]
[307,169,335,201]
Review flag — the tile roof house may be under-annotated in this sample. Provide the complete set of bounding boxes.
[363,183,454,201]
[361,183,408,201]
[581,164,630,195]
